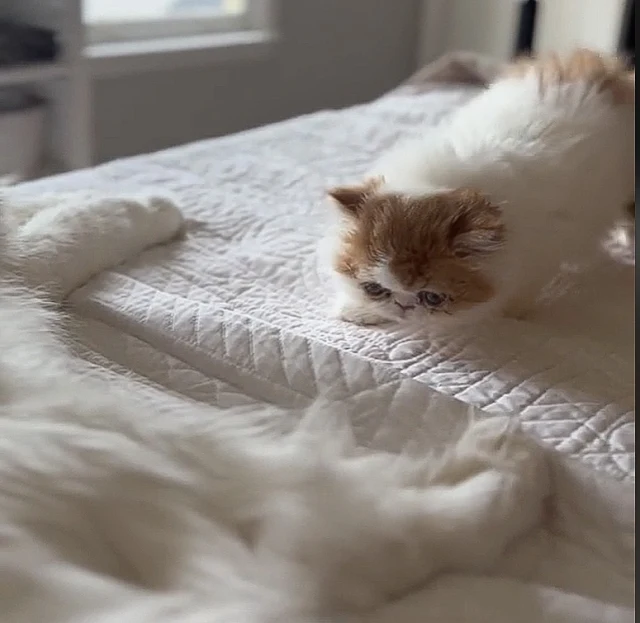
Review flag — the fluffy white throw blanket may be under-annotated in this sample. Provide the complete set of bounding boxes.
[0,193,634,622]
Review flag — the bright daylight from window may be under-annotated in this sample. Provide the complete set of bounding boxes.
[83,0,247,23]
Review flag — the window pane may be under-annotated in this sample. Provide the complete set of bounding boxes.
[83,0,247,23]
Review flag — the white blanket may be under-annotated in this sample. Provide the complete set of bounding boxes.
[0,180,634,623]
[18,89,633,479]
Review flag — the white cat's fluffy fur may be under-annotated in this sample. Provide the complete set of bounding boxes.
[327,50,634,328]
[0,207,549,620]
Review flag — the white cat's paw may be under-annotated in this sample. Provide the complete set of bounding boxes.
[333,301,389,326]
[472,419,549,527]
[425,417,550,565]
[443,416,549,489]
[467,417,548,483]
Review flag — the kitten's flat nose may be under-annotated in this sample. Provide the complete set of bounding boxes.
[395,302,415,312]
[394,293,416,311]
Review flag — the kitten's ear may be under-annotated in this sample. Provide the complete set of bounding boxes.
[327,177,384,216]
[327,186,368,215]
[447,190,506,258]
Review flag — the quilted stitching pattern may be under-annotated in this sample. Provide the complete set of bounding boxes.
[26,89,633,480]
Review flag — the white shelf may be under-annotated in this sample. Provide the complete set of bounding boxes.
[0,62,66,88]
[2,0,92,173]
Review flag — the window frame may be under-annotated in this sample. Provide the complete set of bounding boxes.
[84,1,262,46]
[84,0,276,77]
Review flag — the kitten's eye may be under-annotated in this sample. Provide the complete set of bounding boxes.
[418,291,445,307]
[362,282,391,298]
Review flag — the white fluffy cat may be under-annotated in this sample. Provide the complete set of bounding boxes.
[0,198,549,621]
[326,50,635,328]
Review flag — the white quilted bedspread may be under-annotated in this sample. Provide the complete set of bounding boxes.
[20,88,634,480]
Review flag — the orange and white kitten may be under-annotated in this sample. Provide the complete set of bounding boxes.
[325,50,635,328]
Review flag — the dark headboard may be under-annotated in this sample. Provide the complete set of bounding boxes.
[514,0,538,55]
[620,0,635,66]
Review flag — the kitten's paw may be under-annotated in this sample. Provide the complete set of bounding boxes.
[333,302,389,326]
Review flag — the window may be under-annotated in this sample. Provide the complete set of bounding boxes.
[83,0,257,45]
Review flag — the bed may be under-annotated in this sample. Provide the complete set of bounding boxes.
[2,53,634,622]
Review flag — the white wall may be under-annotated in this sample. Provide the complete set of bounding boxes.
[418,0,520,64]
[534,0,628,54]
[445,0,520,60]
[92,0,421,163]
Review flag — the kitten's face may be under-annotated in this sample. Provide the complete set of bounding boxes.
[328,180,506,325]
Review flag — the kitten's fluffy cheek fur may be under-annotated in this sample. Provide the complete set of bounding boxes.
[329,276,397,326]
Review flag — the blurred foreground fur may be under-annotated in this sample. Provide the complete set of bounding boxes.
[0,198,549,621]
